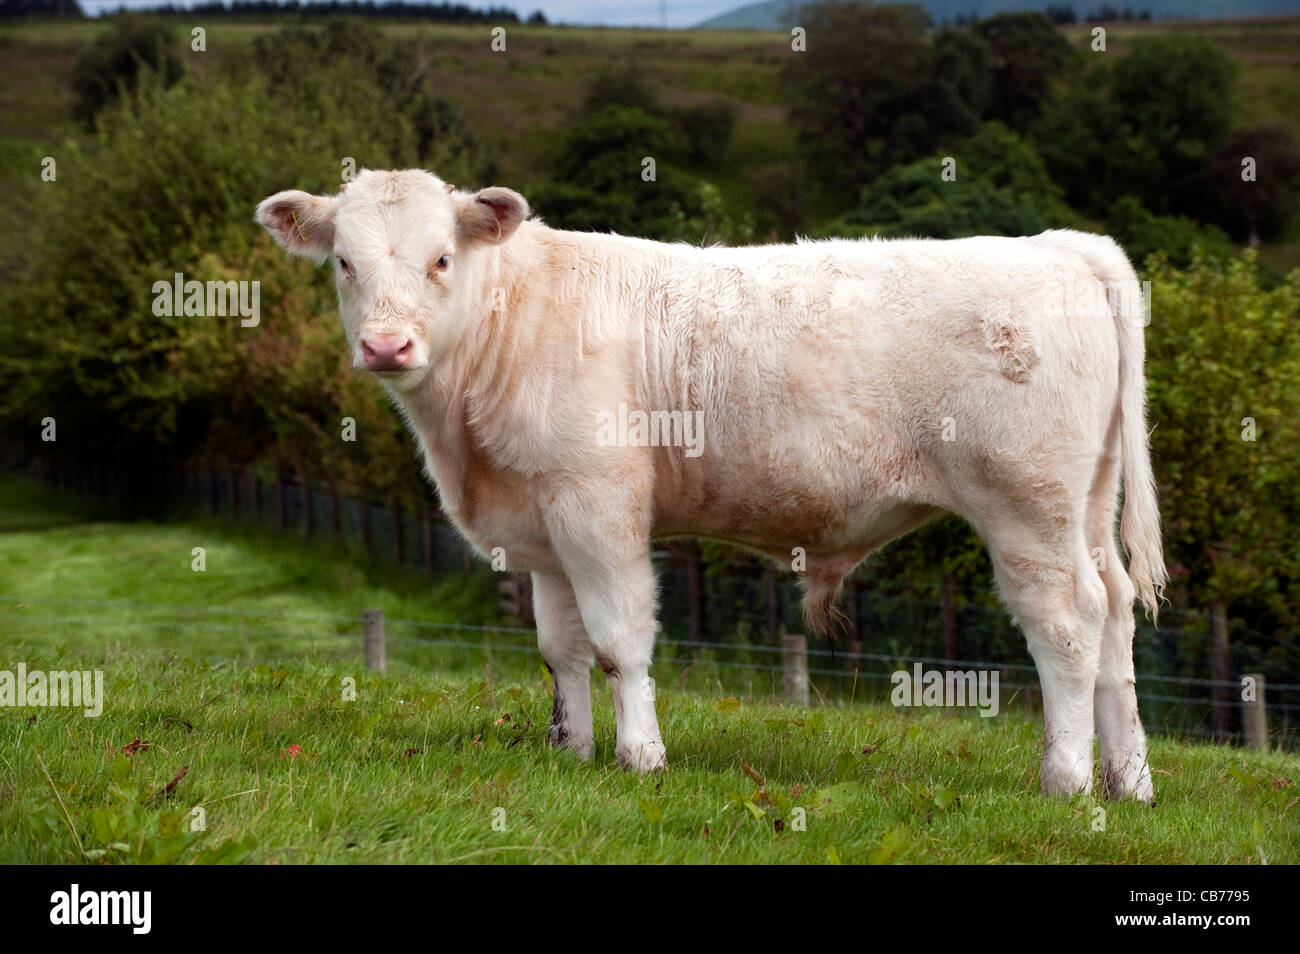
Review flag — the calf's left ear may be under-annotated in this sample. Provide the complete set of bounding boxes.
[456,187,528,246]
[255,190,338,261]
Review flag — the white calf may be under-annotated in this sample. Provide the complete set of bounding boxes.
[257,169,1166,800]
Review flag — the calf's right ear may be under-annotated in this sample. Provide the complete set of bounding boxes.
[255,190,338,261]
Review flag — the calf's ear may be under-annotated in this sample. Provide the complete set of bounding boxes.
[456,187,528,246]
[255,190,337,260]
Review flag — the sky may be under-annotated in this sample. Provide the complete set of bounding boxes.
[79,1,747,28]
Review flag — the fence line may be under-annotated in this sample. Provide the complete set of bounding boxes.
[5,594,1298,690]
[9,456,1299,748]
[6,598,1297,747]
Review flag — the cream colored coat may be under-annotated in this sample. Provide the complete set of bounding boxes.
[259,169,1166,800]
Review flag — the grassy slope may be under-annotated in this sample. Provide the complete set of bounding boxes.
[3,17,1298,233]
[0,19,795,188]
[0,475,1295,864]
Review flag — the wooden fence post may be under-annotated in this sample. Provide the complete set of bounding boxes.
[1242,672,1267,750]
[363,609,386,674]
[782,634,809,707]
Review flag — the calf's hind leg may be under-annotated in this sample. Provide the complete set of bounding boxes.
[984,521,1108,797]
[532,571,595,760]
[1087,449,1154,802]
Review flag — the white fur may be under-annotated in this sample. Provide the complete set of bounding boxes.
[257,169,1166,798]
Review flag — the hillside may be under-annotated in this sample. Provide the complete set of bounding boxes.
[696,0,1300,29]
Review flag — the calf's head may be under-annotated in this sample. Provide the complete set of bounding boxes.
[256,169,527,390]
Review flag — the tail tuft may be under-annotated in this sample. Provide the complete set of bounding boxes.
[799,573,848,640]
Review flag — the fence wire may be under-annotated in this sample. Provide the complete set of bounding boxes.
[4,594,1297,747]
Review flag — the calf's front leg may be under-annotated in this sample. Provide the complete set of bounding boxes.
[545,495,665,773]
[532,570,595,760]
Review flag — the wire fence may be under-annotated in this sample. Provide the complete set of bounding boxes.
[7,454,1300,750]
[4,593,1296,750]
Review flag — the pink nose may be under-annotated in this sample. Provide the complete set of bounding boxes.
[361,334,414,371]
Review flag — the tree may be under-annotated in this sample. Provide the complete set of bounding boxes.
[251,21,477,163]
[577,64,736,167]
[822,122,1078,239]
[1144,254,1300,705]
[911,28,993,154]
[1205,124,1300,247]
[0,0,83,18]
[1,23,481,508]
[531,68,748,243]
[530,105,685,235]
[1032,67,1119,217]
[1035,36,1236,220]
[782,1,934,188]
[971,12,1070,130]
[1107,36,1237,216]
[70,15,183,127]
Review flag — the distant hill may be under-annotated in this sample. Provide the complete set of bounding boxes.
[695,0,1300,29]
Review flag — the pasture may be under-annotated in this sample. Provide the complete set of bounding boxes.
[1,476,1295,864]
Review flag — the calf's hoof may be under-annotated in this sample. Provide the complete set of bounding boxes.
[616,737,667,774]
[1040,744,1093,797]
[1101,757,1155,804]
[547,724,594,761]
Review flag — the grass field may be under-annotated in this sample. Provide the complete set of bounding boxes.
[1,475,1296,864]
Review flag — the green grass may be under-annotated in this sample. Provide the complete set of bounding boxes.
[0,474,1296,864]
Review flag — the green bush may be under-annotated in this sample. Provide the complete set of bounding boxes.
[1145,253,1300,633]
[70,16,183,127]
[820,122,1078,239]
[1106,195,1234,268]
[671,102,738,165]
[1,26,482,508]
[530,104,750,243]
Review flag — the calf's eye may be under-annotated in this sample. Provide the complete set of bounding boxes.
[427,255,451,281]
